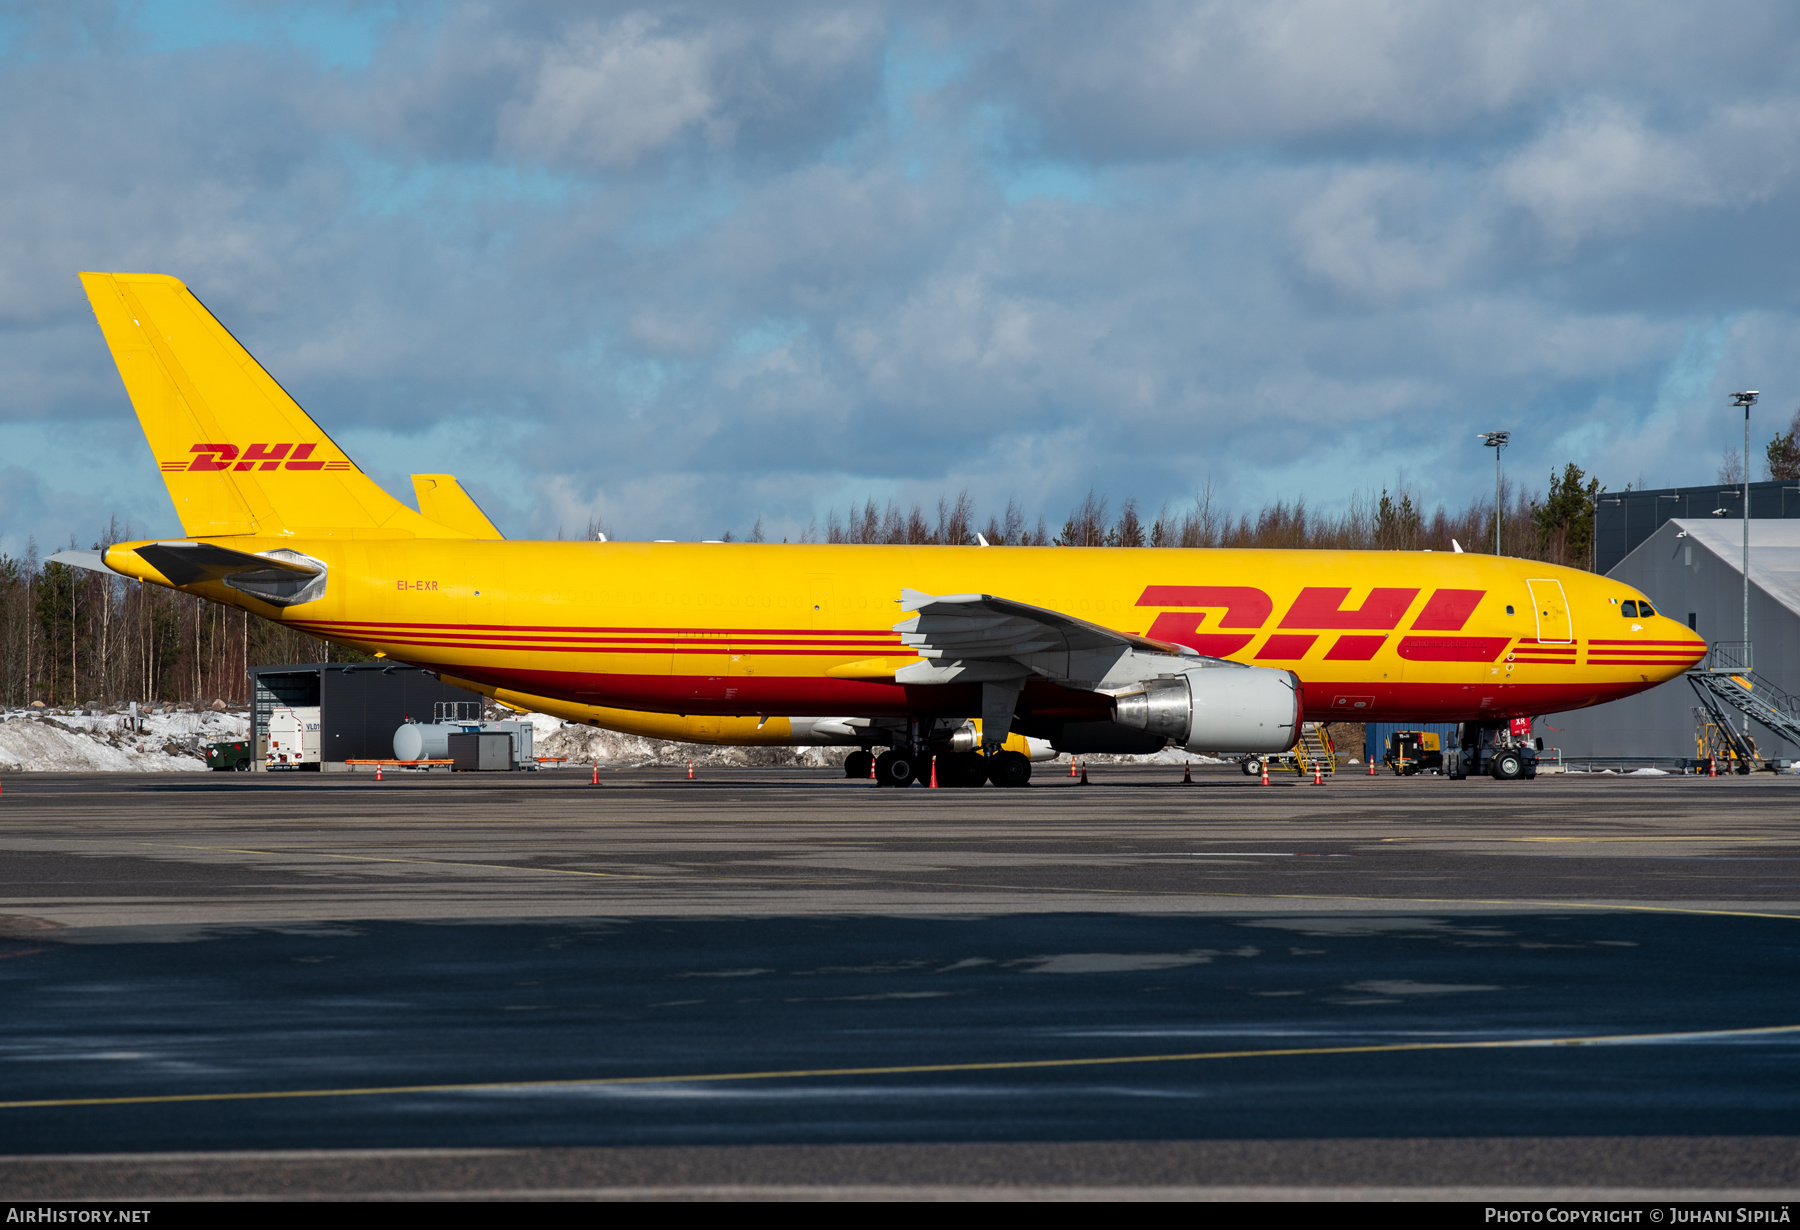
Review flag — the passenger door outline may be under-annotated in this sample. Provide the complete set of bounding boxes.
[1525,578,1572,644]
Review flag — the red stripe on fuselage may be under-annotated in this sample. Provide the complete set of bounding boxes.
[382,658,1672,725]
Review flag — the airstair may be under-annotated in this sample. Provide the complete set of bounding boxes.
[1292,722,1337,776]
[1687,642,1800,766]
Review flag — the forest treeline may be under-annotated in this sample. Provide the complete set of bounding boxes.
[807,467,1598,562]
[2,465,1607,708]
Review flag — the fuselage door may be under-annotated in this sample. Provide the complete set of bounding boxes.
[1525,579,1572,644]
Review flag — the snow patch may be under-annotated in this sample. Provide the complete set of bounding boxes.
[0,708,248,773]
[527,713,839,768]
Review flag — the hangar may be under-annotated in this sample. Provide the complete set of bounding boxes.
[1542,518,1800,763]
[250,662,484,770]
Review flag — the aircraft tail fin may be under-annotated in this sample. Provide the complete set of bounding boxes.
[80,272,475,540]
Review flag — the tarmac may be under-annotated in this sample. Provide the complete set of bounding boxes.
[2,763,1798,1200]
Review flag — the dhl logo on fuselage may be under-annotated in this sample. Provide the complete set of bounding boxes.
[1138,585,1511,663]
[160,443,351,473]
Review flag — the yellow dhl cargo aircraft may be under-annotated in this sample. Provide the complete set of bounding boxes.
[55,272,1706,785]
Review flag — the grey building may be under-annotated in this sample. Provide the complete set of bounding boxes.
[1542,519,1800,760]
[251,662,484,768]
[1595,479,1800,574]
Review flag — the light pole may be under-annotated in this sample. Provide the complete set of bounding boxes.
[1730,390,1758,655]
[1595,492,1620,573]
[1480,431,1510,554]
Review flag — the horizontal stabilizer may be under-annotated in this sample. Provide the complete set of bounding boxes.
[47,550,113,576]
[129,541,327,608]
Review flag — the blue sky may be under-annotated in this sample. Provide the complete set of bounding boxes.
[5,0,1800,552]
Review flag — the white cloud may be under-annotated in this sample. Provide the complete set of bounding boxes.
[1291,164,1487,304]
[498,15,724,168]
[1498,100,1800,248]
[4,1,1800,552]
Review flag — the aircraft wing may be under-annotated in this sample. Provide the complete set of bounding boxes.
[896,589,1190,663]
[894,586,1204,694]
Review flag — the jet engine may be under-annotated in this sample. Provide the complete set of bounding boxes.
[1111,666,1302,754]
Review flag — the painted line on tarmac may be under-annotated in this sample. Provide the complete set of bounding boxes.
[136,843,640,879]
[861,874,1800,920]
[1383,836,1784,844]
[5,1022,1799,1112]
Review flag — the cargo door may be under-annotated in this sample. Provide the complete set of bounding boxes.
[1525,579,1572,644]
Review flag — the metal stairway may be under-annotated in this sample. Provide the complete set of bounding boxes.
[1687,642,1800,763]
[1292,722,1337,775]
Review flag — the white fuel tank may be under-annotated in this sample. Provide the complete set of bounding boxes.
[394,720,533,764]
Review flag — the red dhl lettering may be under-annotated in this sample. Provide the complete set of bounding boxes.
[1255,633,1317,660]
[1410,589,1485,631]
[179,443,325,472]
[1279,587,1419,629]
[1134,585,1490,654]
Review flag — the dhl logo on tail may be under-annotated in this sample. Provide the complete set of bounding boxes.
[161,443,352,473]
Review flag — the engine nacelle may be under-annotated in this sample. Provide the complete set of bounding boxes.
[1112,666,1302,754]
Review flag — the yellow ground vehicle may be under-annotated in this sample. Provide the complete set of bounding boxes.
[1384,730,1444,776]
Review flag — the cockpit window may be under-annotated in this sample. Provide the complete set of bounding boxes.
[1621,600,1638,617]
[1639,602,1656,617]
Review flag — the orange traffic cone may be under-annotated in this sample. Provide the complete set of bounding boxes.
[1313,763,1324,785]
[869,756,875,780]
[1079,768,1089,785]
[375,764,383,781]
[929,758,939,788]
[591,762,599,785]
[1260,761,1270,786]
[1069,758,1078,778]
[1709,756,1717,778]
[1182,763,1192,784]
[1367,757,1376,777]
[687,759,695,780]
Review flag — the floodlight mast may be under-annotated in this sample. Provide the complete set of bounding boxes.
[1480,431,1510,554]
[1730,392,1758,729]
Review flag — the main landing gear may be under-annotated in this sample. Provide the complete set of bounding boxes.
[1446,721,1539,781]
[848,747,1033,788]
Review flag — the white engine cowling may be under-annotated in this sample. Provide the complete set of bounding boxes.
[1111,666,1302,754]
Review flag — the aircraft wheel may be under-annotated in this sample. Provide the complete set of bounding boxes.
[989,750,1031,787]
[1491,751,1525,781]
[875,750,917,787]
[940,752,988,787]
[1241,758,1262,777]
[843,750,873,779]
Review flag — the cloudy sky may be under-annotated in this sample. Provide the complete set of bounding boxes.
[5,1,1800,552]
